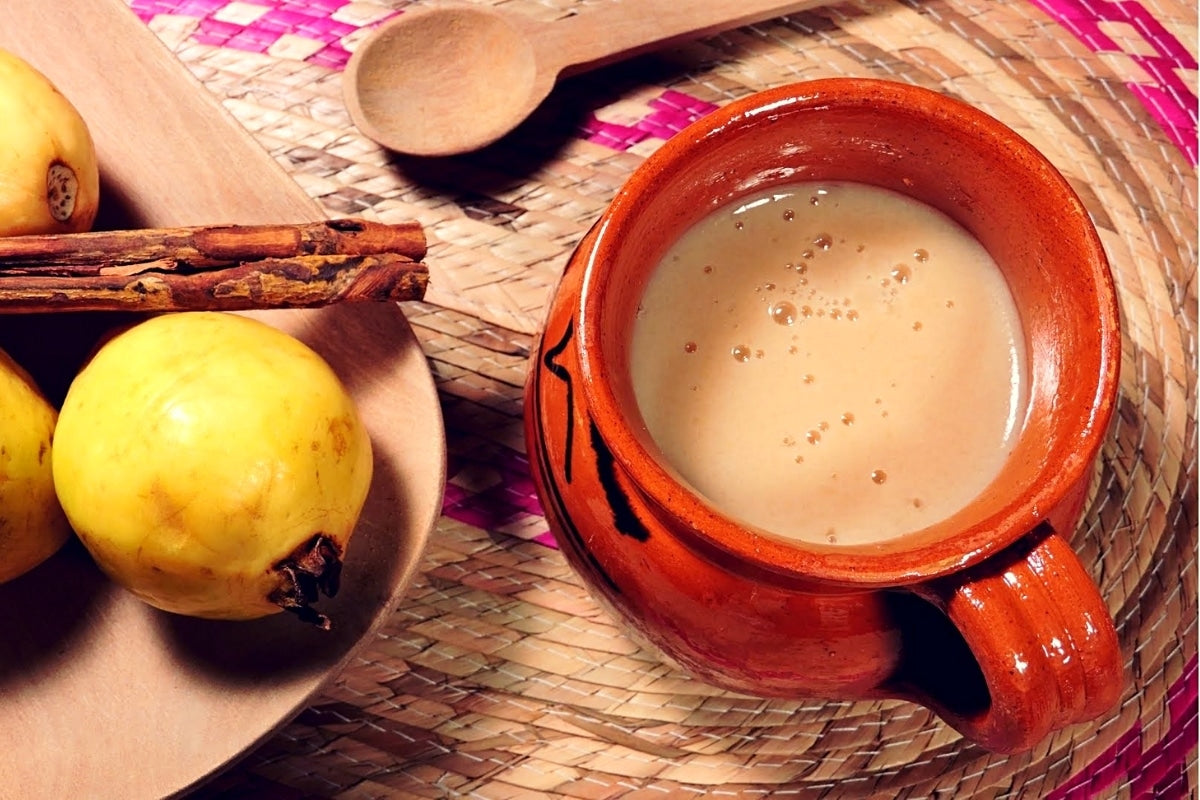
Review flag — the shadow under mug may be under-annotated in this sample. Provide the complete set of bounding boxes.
[525,78,1123,754]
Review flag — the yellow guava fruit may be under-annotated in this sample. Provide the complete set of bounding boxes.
[0,48,100,235]
[0,348,72,583]
[52,312,374,628]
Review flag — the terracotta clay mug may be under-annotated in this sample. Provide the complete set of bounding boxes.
[525,78,1123,753]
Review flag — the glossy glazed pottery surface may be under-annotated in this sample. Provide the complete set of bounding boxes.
[524,78,1123,754]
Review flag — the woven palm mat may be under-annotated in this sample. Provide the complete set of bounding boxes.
[129,0,1196,797]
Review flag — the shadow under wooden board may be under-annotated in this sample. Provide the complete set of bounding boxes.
[0,2,446,798]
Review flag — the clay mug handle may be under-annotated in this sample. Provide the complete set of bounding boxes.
[901,523,1124,753]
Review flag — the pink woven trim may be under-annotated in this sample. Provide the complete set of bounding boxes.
[581,90,720,150]
[1029,0,1198,164]
[442,446,548,539]
[128,0,398,69]
[582,4,1196,162]
[1048,655,1197,799]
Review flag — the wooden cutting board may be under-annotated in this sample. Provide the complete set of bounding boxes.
[0,3,446,798]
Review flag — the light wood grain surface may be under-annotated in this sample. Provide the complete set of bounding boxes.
[0,0,318,227]
[0,2,446,797]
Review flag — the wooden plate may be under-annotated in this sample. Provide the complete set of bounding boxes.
[0,3,446,797]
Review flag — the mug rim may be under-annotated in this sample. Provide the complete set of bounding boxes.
[576,77,1121,587]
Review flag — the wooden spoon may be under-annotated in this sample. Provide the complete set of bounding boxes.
[344,1,827,157]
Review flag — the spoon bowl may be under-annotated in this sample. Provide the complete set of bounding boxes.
[345,6,545,157]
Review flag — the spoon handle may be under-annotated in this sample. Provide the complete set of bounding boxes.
[532,0,830,77]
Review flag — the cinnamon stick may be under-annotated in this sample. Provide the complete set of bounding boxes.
[0,253,428,313]
[0,218,426,272]
[0,219,429,313]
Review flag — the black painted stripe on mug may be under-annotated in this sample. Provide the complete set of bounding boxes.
[589,419,651,543]
[542,317,575,484]
[532,317,620,594]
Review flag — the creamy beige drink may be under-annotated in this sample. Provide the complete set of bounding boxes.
[630,181,1028,546]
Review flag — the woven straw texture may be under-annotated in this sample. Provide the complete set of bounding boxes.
[127,1,1196,797]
